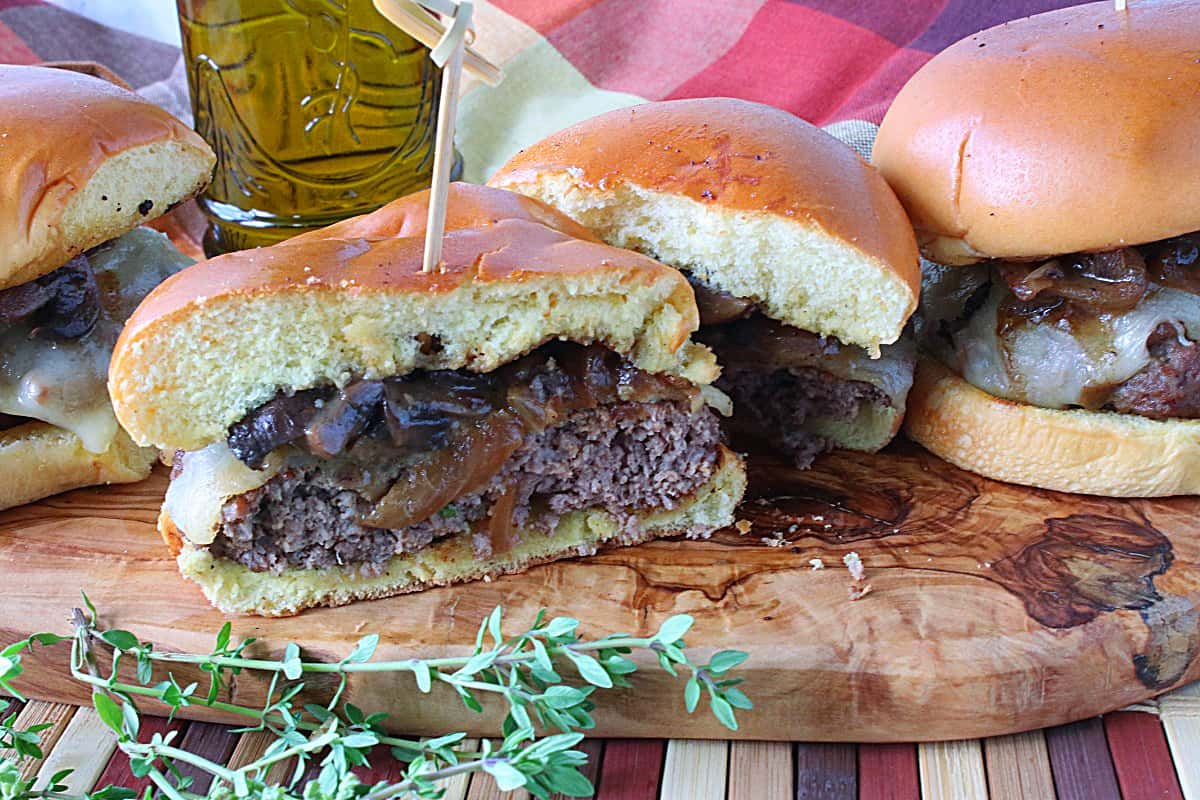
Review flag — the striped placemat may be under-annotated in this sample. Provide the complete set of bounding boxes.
[6,684,1199,799]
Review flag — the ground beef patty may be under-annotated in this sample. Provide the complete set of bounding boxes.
[211,400,721,574]
[717,367,888,468]
[1108,323,1200,419]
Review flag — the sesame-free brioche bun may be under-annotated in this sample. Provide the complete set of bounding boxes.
[906,357,1200,497]
[872,0,1200,265]
[160,445,744,617]
[0,422,154,511]
[488,98,920,350]
[110,183,716,453]
[0,65,215,290]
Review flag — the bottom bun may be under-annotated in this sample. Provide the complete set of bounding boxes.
[0,422,155,511]
[905,356,1200,497]
[161,445,746,616]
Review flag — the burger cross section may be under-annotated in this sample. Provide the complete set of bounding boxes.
[0,0,1199,766]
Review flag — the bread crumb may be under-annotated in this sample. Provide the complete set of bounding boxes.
[843,551,871,600]
[848,583,873,601]
[483,574,492,583]
[761,533,786,547]
[735,520,753,535]
[809,558,825,570]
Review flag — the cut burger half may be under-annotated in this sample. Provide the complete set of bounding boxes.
[0,65,214,510]
[873,0,1200,497]
[488,98,921,467]
[109,183,746,616]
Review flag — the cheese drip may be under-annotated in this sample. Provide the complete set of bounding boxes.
[0,228,192,452]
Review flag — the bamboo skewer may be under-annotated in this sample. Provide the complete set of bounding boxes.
[421,3,468,273]
[374,0,483,274]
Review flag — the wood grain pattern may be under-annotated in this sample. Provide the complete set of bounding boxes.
[33,708,118,794]
[464,771,529,800]
[794,744,855,800]
[594,739,664,800]
[917,740,987,800]
[12,702,74,781]
[1045,718,1121,800]
[173,723,240,795]
[857,744,918,800]
[226,728,298,784]
[982,731,1056,800]
[726,741,791,800]
[3,441,1200,741]
[660,740,727,800]
[1158,684,1200,800]
[1104,711,1184,800]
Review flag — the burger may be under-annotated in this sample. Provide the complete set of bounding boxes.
[108,183,746,616]
[0,65,214,510]
[872,0,1200,496]
[488,98,921,468]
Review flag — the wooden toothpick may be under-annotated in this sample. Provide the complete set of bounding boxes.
[421,3,468,273]
[374,0,494,274]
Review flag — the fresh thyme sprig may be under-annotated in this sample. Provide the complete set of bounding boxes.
[0,595,751,800]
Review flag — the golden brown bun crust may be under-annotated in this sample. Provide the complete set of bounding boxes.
[905,357,1200,497]
[118,183,688,346]
[0,422,155,511]
[873,0,1200,264]
[490,98,920,298]
[0,65,215,289]
[305,181,601,244]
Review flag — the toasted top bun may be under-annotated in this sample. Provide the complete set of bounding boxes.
[488,98,920,351]
[872,0,1200,265]
[110,183,715,452]
[0,65,215,290]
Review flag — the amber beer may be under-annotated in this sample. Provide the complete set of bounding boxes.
[177,0,452,253]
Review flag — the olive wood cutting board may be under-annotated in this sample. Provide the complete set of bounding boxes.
[2,440,1198,742]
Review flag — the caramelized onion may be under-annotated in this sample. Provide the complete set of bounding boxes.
[996,248,1148,313]
[486,482,521,555]
[687,273,755,325]
[382,372,499,450]
[1147,234,1200,293]
[367,411,524,529]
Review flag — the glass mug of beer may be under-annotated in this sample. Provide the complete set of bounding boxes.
[177,0,460,254]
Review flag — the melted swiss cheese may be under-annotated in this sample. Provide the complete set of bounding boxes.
[0,228,192,452]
